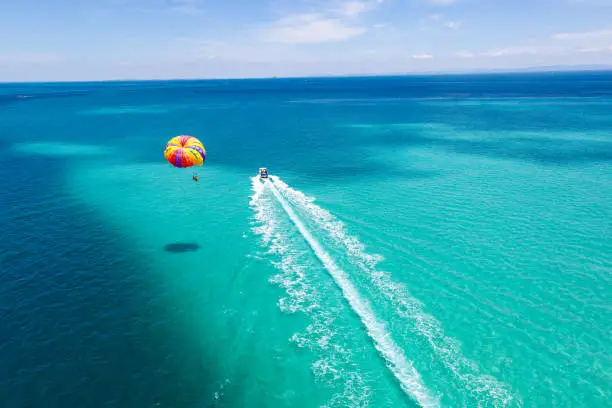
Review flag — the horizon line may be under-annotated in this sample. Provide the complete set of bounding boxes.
[2,65,612,85]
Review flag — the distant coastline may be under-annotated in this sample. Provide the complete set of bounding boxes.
[2,64,612,85]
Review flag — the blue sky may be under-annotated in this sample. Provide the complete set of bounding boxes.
[1,0,612,81]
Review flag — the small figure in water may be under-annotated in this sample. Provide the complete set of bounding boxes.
[193,174,198,182]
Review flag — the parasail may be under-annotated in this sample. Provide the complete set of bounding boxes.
[164,135,206,168]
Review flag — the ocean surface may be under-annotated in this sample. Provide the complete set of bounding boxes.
[1,72,611,408]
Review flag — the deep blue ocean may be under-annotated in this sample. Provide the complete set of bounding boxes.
[1,72,611,408]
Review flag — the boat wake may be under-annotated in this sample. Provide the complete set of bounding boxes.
[250,175,519,407]
[250,177,374,407]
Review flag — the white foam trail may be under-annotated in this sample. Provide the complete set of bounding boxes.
[266,179,439,408]
[272,176,519,407]
[250,177,371,407]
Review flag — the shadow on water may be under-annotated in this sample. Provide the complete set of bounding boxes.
[0,155,222,408]
[164,242,201,253]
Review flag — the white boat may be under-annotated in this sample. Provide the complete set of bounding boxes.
[259,167,269,180]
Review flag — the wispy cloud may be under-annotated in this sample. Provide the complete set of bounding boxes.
[481,46,540,57]
[165,0,203,14]
[574,45,612,53]
[412,53,434,59]
[451,46,546,59]
[575,47,601,53]
[454,41,612,59]
[428,0,458,5]
[259,14,367,44]
[325,0,385,17]
[258,0,384,44]
[105,0,205,15]
[455,51,475,58]
[444,20,462,29]
[420,13,462,30]
[552,28,612,40]
[335,1,370,16]
[450,27,612,60]
[173,38,226,46]
[568,0,612,5]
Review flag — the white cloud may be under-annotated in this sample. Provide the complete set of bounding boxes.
[165,0,202,14]
[112,0,204,15]
[257,0,385,44]
[322,0,386,16]
[259,14,367,44]
[173,38,225,47]
[481,46,540,57]
[166,0,192,5]
[336,1,370,16]
[412,53,434,59]
[453,27,612,61]
[454,40,612,60]
[420,13,461,30]
[552,28,612,40]
[429,0,458,5]
[444,20,462,29]
[568,0,612,5]
[455,51,474,58]
[575,46,602,53]
[574,45,612,53]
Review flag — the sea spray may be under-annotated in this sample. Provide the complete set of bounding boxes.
[260,179,440,408]
[250,177,372,407]
[272,176,520,408]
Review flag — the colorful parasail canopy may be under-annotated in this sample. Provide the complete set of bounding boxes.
[164,135,206,168]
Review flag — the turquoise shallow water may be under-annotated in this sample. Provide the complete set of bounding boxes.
[1,73,611,407]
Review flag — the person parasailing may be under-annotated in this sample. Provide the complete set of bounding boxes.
[163,135,206,182]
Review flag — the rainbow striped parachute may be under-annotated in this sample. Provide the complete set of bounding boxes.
[164,135,206,168]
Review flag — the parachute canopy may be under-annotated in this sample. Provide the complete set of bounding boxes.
[164,135,206,168]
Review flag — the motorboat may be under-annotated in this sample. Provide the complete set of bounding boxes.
[259,167,269,179]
